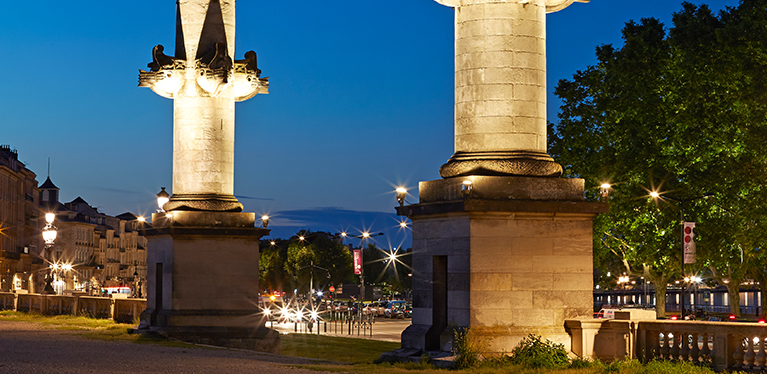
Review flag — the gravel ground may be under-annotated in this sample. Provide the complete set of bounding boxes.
[0,321,340,374]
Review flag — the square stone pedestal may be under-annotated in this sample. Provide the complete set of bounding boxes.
[137,211,279,353]
[398,176,607,355]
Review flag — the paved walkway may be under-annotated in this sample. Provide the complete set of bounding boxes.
[0,321,337,374]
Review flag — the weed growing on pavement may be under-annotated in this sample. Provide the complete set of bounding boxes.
[509,334,571,369]
[452,327,486,369]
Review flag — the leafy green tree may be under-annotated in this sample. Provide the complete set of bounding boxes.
[550,0,767,317]
[259,239,290,293]
[283,231,354,294]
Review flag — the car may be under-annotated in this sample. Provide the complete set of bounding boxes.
[595,308,618,319]
[365,301,386,316]
[384,300,406,318]
[403,304,412,318]
[331,301,348,312]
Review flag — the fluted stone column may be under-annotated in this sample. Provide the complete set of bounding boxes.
[436,0,587,178]
[139,0,267,212]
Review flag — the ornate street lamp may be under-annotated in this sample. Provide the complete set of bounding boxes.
[600,183,611,201]
[261,215,270,229]
[339,231,384,306]
[41,213,57,294]
[650,191,714,319]
[395,187,407,207]
[157,187,170,212]
[134,269,142,298]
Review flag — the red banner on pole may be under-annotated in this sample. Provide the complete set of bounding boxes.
[353,250,362,275]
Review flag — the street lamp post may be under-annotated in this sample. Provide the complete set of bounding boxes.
[340,231,383,305]
[651,191,712,319]
[41,213,58,294]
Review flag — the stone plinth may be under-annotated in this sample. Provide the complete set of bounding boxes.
[399,176,606,354]
[139,211,279,353]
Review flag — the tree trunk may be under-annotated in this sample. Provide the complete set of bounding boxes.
[727,282,741,317]
[654,283,667,318]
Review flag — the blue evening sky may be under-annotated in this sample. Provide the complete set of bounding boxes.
[0,0,739,246]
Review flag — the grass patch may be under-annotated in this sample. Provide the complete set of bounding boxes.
[304,359,727,374]
[0,311,193,347]
[279,333,399,364]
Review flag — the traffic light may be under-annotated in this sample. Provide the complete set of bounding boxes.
[683,222,696,264]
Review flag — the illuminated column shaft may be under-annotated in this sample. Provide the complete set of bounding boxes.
[456,0,546,155]
[173,0,236,206]
[436,0,586,178]
[173,95,235,197]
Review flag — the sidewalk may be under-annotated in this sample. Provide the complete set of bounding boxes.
[0,321,336,374]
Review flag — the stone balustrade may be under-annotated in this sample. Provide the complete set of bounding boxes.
[567,313,767,372]
[638,320,767,372]
[0,292,144,323]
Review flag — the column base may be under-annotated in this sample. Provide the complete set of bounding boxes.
[396,176,607,356]
[439,151,563,178]
[141,211,277,353]
[165,194,244,212]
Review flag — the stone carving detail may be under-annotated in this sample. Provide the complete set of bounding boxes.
[439,151,563,178]
[163,194,244,213]
[139,44,186,98]
[434,0,589,13]
[233,51,268,102]
[138,44,268,100]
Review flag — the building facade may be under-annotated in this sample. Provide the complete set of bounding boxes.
[38,188,148,297]
[0,145,44,293]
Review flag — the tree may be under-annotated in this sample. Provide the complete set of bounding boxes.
[259,239,290,293]
[550,0,767,317]
[283,231,354,295]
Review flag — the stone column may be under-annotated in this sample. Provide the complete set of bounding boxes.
[136,1,277,353]
[436,0,587,178]
[390,0,600,359]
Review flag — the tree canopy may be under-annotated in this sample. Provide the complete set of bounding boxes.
[550,0,767,316]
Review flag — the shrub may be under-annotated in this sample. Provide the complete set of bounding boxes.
[452,327,485,369]
[509,334,570,369]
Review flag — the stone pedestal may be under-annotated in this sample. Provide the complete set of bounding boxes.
[399,176,606,354]
[139,211,279,353]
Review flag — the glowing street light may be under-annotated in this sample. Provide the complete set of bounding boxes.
[396,187,407,207]
[338,230,384,306]
[600,183,611,201]
[261,215,270,229]
[649,190,713,319]
[41,213,58,294]
[157,187,170,212]
[461,180,473,197]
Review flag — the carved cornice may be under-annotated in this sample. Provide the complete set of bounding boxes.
[138,44,267,101]
[433,0,589,12]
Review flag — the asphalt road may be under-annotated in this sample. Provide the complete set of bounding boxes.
[0,321,337,374]
[267,317,411,342]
